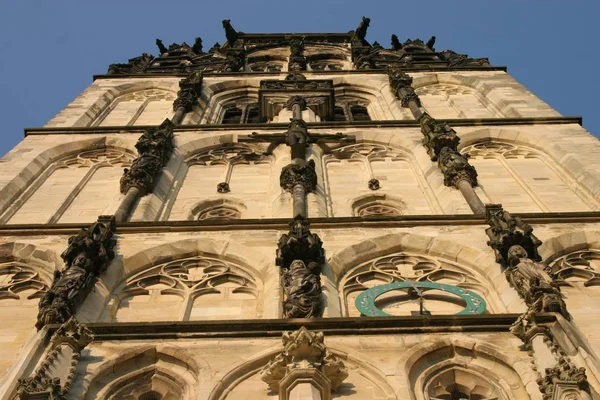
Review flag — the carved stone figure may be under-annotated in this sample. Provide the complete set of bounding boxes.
[120,119,175,196]
[36,218,116,329]
[387,66,421,107]
[288,39,307,72]
[419,112,460,161]
[279,161,318,193]
[353,47,376,70]
[222,19,240,44]
[437,146,478,188]
[221,49,245,72]
[391,34,402,50]
[173,70,203,112]
[192,37,203,54]
[107,53,153,75]
[354,16,370,42]
[439,50,491,67]
[260,327,348,393]
[425,36,436,50]
[155,38,168,54]
[485,204,542,264]
[285,119,310,146]
[506,245,568,317]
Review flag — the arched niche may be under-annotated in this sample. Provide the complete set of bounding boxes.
[1,146,135,225]
[207,348,397,400]
[80,346,204,400]
[92,88,176,127]
[462,141,600,213]
[323,142,441,217]
[405,340,532,400]
[107,254,262,323]
[329,233,509,315]
[0,242,58,380]
[165,143,273,221]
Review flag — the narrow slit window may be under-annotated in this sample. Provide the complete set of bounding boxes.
[222,107,243,124]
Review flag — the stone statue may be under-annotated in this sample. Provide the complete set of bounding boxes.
[192,37,203,54]
[354,16,370,42]
[222,19,240,44]
[156,38,168,54]
[282,260,322,318]
[285,119,310,146]
[425,36,436,50]
[391,34,402,50]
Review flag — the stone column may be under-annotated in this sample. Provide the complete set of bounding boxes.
[387,66,486,215]
[261,327,348,400]
[287,96,307,124]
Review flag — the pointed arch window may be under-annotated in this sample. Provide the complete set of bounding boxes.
[221,106,243,124]
[93,89,176,127]
[462,141,600,212]
[1,148,134,225]
[218,100,261,124]
[332,100,371,121]
[109,255,260,322]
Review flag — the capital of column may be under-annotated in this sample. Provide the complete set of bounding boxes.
[418,112,460,161]
[437,146,477,188]
[280,161,317,193]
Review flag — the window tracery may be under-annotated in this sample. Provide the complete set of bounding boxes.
[332,100,371,121]
[416,83,500,119]
[219,101,261,124]
[0,262,48,300]
[2,148,134,225]
[549,249,600,286]
[190,199,246,221]
[462,141,598,212]
[425,367,506,400]
[111,255,259,322]
[341,253,488,317]
[94,89,176,127]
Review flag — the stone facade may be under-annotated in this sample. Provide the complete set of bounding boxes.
[0,18,599,400]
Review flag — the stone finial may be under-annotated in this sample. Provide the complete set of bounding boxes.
[120,119,175,196]
[418,112,460,161]
[173,70,203,112]
[387,66,420,107]
[485,204,542,265]
[36,217,116,330]
[17,318,93,399]
[260,327,348,396]
[437,147,478,188]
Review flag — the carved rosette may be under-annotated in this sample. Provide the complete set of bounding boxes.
[36,217,116,329]
[217,182,231,193]
[485,204,542,265]
[173,70,203,112]
[279,161,318,193]
[17,318,93,400]
[260,327,348,396]
[437,147,478,188]
[387,66,421,107]
[418,113,460,161]
[276,217,325,318]
[120,119,175,196]
[368,178,380,190]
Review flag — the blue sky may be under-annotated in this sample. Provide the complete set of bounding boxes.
[1,1,599,157]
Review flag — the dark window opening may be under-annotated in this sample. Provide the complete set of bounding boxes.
[222,107,243,124]
[350,105,371,121]
[333,106,346,121]
[246,106,261,123]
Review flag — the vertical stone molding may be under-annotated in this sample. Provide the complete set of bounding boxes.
[511,312,592,400]
[485,204,542,265]
[276,217,325,318]
[120,118,175,196]
[16,318,93,400]
[36,216,116,329]
[260,327,348,399]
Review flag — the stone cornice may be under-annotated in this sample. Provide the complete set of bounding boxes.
[92,66,508,81]
[25,116,583,137]
[41,313,555,341]
[1,211,600,236]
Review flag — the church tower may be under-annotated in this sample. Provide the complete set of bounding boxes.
[1,17,599,400]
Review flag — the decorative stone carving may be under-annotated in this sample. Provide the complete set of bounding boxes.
[285,119,310,146]
[217,182,231,193]
[437,146,478,188]
[276,217,325,318]
[418,112,460,161]
[549,250,600,287]
[120,119,175,196]
[368,178,380,190]
[192,37,203,54]
[387,66,421,107]
[107,53,153,75]
[280,161,318,193]
[260,327,348,396]
[352,47,377,70]
[289,39,307,72]
[353,16,370,43]
[439,50,491,67]
[156,38,168,54]
[16,318,93,400]
[221,48,245,72]
[173,70,203,112]
[485,204,542,265]
[390,34,402,51]
[286,96,307,112]
[222,19,241,44]
[506,245,568,318]
[36,217,116,329]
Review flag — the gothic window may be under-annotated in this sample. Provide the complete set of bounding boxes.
[167,144,271,220]
[324,143,437,217]
[190,199,245,221]
[93,89,176,127]
[416,83,500,119]
[352,195,405,217]
[110,256,259,322]
[341,253,489,317]
[219,102,261,124]
[1,148,134,225]
[550,249,600,286]
[332,100,371,121]
[462,142,598,212]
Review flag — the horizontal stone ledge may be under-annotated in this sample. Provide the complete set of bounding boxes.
[91,66,508,81]
[2,211,600,235]
[43,313,555,341]
[24,116,583,136]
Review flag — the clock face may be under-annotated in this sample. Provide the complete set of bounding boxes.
[355,280,486,317]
